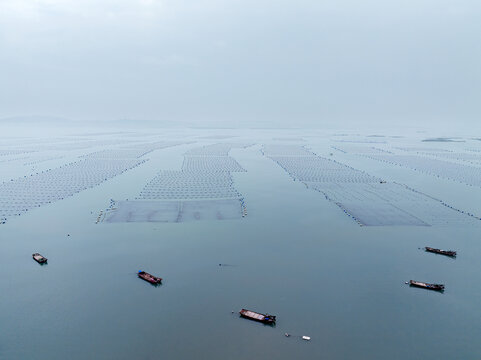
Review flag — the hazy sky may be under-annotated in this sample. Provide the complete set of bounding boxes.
[0,0,480,128]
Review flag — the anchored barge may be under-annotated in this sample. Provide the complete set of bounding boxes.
[138,271,162,285]
[32,253,47,264]
[425,247,456,257]
[239,309,276,324]
[409,280,444,291]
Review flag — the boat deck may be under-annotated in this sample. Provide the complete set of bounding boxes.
[242,310,265,321]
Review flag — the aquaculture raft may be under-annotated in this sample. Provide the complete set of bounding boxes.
[32,253,47,264]
[409,280,444,291]
[239,309,276,324]
[425,247,456,257]
[138,271,162,285]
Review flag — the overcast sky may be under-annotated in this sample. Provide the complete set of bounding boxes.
[0,0,480,128]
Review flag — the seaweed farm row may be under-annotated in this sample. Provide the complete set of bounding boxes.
[364,154,481,187]
[332,144,481,187]
[81,149,156,159]
[331,145,393,155]
[0,141,191,223]
[0,149,34,156]
[138,171,241,200]
[117,141,190,155]
[0,158,146,223]
[102,143,251,223]
[416,151,481,166]
[184,143,246,156]
[263,145,480,226]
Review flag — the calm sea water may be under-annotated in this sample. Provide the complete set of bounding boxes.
[1,131,481,359]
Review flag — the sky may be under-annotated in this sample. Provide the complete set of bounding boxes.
[0,0,480,129]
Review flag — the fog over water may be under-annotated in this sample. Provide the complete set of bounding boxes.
[1,1,481,359]
[1,0,481,128]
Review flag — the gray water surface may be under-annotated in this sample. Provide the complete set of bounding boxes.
[1,131,480,359]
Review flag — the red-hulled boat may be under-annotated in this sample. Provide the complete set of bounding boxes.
[239,309,276,324]
[138,271,162,285]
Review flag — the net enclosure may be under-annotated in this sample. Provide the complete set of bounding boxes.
[102,143,250,223]
[264,145,480,226]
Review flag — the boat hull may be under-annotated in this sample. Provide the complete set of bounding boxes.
[239,309,276,324]
[32,253,47,264]
[138,271,162,285]
[425,247,456,257]
[409,280,444,291]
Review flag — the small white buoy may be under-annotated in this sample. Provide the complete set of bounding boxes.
[302,336,311,341]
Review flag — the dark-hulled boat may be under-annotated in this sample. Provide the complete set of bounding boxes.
[409,280,444,291]
[239,309,276,324]
[425,247,456,257]
[138,271,162,285]
[32,253,47,264]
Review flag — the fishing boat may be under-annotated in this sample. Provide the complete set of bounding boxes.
[138,271,162,285]
[32,253,47,264]
[239,309,276,324]
[425,247,456,257]
[409,280,444,291]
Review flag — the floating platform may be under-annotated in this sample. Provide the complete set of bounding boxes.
[425,247,456,257]
[138,271,162,285]
[32,253,47,264]
[409,280,444,291]
[239,309,276,324]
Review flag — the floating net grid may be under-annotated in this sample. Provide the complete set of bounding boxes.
[74,131,129,136]
[269,156,379,183]
[137,171,241,200]
[20,139,140,152]
[104,199,244,223]
[184,143,235,156]
[422,138,464,143]
[308,182,478,226]
[304,182,423,203]
[0,150,34,156]
[99,143,249,223]
[0,156,29,164]
[331,146,393,154]
[336,202,429,226]
[262,145,314,156]
[2,137,69,146]
[31,142,103,151]
[365,154,481,187]
[263,145,480,226]
[272,137,306,141]
[420,152,481,165]
[332,140,387,144]
[395,147,451,152]
[0,158,146,220]
[182,156,245,172]
[184,143,251,156]
[199,135,235,139]
[81,149,152,159]
[120,141,189,154]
